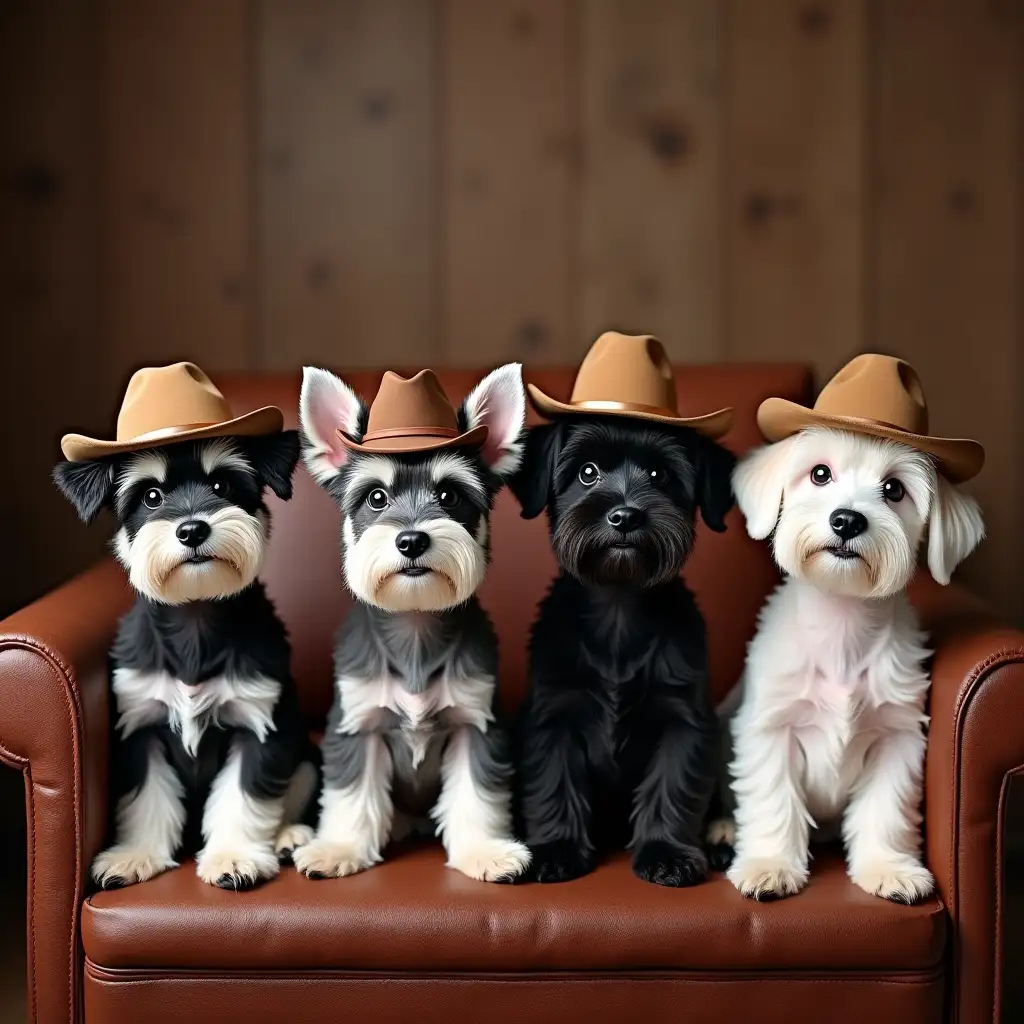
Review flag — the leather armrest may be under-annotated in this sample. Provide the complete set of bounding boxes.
[0,559,131,1024]
[913,576,1024,1024]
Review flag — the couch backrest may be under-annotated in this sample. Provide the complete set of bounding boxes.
[218,364,811,724]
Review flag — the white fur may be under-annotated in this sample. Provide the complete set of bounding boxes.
[299,366,365,483]
[461,363,526,478]
[726,428,984,902]
[928,473,986,584]
[342,455,397,501]
[115,450,169,511]
[199,437,255,477]
[430,451,487,500]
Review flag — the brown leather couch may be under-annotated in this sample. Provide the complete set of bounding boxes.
[2,364,1022,1024]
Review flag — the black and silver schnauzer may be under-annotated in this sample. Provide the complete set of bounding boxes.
[54,431,317,890]
[510,414,736,885]
[294,364,531,882]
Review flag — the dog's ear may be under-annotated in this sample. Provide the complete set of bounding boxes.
[53,458,114,524]
[927,474,985,585]
[299,367,366,485]
[459,362,526,479]
[245,430,300,501]
[508,421,562,520]
[732,437,794,540]
[692,434,737,533]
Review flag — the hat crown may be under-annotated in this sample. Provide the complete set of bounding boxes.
[117,362,235,441]
[814,354,929,434]
[362,369,460,441]
[568,332,678,414]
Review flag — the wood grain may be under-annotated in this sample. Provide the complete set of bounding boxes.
[725,0,865,369]
[870,0,1022,623]
[441,0,576,366]
[258,0,437,370]
[580,0,722,362]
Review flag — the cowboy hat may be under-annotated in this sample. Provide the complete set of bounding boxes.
[337,369,488,454]
[526,332,734,438]
[757,353,984,483]
[60,362,283,463]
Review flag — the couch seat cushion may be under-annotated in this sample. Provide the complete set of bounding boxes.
[82,844,945,973]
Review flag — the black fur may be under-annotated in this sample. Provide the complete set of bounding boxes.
[510,415,735,886]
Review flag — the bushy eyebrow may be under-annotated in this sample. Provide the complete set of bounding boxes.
[115,451,168,511]
[199,438,255,477]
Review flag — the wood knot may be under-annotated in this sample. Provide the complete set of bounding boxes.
[12,164,59,204]
[646,120,688,164]
[515,319,548,351]
[307,258,333,291]
[799,4,831,35]
[947,183,976,214]
[361,92,393,123]
[511,11,537,38]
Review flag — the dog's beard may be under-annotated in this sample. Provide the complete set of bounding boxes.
[343,517,487,612]
[116,507,268,604]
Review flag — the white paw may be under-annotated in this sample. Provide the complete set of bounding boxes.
[728,857,807,900]
[292,839,378,879]
[707,818,736,846]
[850,860,935,903]
[447,838,532,882]
[196,845,279,890]
[275,824,314,859]
[91,845,176,888]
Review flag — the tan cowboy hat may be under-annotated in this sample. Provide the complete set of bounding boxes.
[526,331,734,438]
[61,362,283,462]
[757,353,984,483]
[338,369,487,454]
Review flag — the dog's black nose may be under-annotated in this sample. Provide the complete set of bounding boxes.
[395,530,431,559]
[607,506,645,533]
[176,520,211,548]
[829,508,868,540]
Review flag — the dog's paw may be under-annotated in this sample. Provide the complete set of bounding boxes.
[523,839,595,884]
[196,845,279,890]
[707,843,735,872]
[705,818,736,872]
[91,846,176,889]
[447,838,532,883]
[850,860,935,904]
[292,840,376,880]
[728,856,807,901]
[275,824,315,864]
[632,840,708,888]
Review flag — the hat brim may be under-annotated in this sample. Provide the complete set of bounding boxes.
[757,398,985,483]
[60,406,285,463]
[527,384,734,439]
[336,425,488,455]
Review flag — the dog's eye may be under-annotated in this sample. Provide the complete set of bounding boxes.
[436,486,460,509]
[648,467,667,487]
[143,487,163,509]
[366,488,389,511]
[579,463,599,487]
[211,477,231,499]
[883,478,905,503]
[810,465,832,486]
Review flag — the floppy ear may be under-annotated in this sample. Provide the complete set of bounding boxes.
[693,434,737,533]
[53,459,114,524]
[299,367,366,485]
[246,430,300,501]
[732,437,795,540]
[927,474,985,585]
[508,421,562,520]
[459,362,526,478]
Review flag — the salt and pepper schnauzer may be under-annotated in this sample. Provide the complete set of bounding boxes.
[713,354,985,903]
[54,363,317,890]
[295,363,532,882]
[510,332,736,886]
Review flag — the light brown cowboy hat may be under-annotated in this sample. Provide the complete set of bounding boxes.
[757,353,984,483]
[338,369,488,454]
[526,331,734,438]
[61,362,283,462]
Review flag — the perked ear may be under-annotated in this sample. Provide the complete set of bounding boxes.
[732,437,794,540]
[508,421,562,520]
[459,362,526,478]
[246,430,300,501]
[927,474,985,585]
[299,367,366,485]
[53,459,114,524]
[693,434,737,533]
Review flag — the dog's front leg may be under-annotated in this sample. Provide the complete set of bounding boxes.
[293,731,394,879]
[843,722,934,903]
[433,725,531,882]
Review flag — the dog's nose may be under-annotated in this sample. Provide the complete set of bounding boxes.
[395,530,431,559]
[829,508,868,540]
[176,520,211,548]
[607,506,646,533]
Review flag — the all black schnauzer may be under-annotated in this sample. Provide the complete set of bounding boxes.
[510,415,735,886]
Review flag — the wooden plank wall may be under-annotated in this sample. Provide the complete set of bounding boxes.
[0,0,1021,624]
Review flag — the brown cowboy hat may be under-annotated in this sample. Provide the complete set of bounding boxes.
[757,353,985,483]
[338,369,487,454]
[526,331,734,438]
[61,362,283,463]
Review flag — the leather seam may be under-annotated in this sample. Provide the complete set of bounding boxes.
[995,766,1024,1023]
